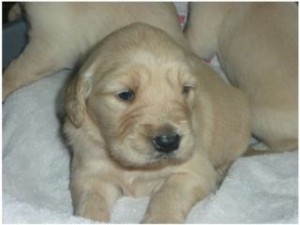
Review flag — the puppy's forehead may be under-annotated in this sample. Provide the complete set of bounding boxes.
[128,50,195,84]
[85,24,195,88]
[103,55,192,84]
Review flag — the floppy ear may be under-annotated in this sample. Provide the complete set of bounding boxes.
[65,74,91,128]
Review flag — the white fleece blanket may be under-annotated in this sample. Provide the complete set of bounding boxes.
[2,64,298,223]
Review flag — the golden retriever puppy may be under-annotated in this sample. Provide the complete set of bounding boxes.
[3,2,188,100]
[64,23,250,223]
[185,2,298,153]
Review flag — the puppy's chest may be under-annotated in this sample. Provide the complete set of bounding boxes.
[121,172,167,197]
[104,165,169,197]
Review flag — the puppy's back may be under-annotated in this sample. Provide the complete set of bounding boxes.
[192,58,250,169]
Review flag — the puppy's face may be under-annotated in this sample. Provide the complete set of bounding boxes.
[66,24,199,168]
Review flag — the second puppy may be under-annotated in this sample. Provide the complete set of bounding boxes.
[185,2,298,153]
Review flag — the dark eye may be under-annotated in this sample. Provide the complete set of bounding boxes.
[182,85,193,96]
[117,90,135,101]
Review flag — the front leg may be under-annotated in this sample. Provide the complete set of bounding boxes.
[71,176,121,222]
[142,171,217,223]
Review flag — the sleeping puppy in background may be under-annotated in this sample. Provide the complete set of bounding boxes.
[185,2,298,154]
[64,23,250,223]
[3,2,188,100]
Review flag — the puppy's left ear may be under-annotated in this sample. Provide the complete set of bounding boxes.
[65,74,91,128]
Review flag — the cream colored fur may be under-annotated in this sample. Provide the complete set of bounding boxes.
[64,23,250,223]
[3,2,188,100]
[185,2,298,152]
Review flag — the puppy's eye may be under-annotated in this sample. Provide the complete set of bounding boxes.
[117,90,135,101]
[182,85,193,96]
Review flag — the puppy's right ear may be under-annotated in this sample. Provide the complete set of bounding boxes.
[65,74,91,128]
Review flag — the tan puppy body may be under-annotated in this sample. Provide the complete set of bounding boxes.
[64,23,250,223]
[3,2,188,99]
[185,2,298,152]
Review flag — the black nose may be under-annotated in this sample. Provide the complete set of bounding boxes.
[152,133,181,153]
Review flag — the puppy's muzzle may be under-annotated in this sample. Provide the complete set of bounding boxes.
[152,133,181,153]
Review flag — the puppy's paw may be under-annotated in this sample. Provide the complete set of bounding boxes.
[75,193,110,222]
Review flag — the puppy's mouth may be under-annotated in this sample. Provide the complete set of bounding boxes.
[153,151,179,162]
[139,147,191,169]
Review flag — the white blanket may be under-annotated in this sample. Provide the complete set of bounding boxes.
[2,66,298,223]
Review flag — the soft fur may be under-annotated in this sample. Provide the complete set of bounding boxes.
[185,2,298,153]
[3,2,188,100]
[64,23,250,223]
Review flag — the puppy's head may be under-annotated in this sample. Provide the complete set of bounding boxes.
[66,23,199,168]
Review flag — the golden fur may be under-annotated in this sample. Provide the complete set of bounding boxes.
[3,2,188,100]
[185,2,298,152]
[64,23,250,223]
